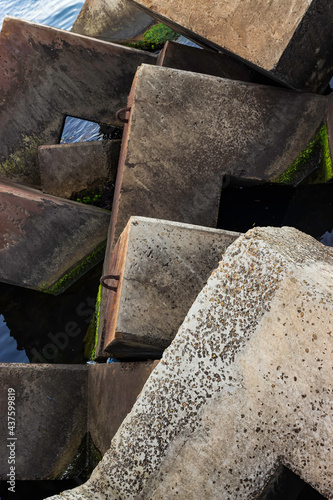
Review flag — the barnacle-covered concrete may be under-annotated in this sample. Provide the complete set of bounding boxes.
[47,226,333,499]
[72,0,155,43]
[130,0,333,93]
[97,216,240,359]
[0,17,156,186]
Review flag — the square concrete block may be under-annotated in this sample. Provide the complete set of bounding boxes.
[109,64,328,252]
[0,364,88,480]
[130,0,333,93]
[97,217,240,358]
[0,17,156,186]
[39,140,121,199]
[0,181,110,294]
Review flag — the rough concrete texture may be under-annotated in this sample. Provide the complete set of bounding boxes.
[109,64,327,248]
[98,217,240,358]
[130,0,333,93]
[157,41,281,87]
[0,17,156,187]
[0,181,110,293]
[88,361,158,454]
[39,140,121,198]
[0,364,88,480]
[72,0,155,42]
[47,226,333,499]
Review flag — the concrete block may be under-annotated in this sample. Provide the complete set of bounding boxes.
[47,226,333,499]
[109,64,327,249]
[0,364,88,480]
[97,217,240,359]
[157,40,280,86]
[88,361,158,455]
[72,0,155,43]
[39,140,121,199]
[0,181,110,294]
[130,0,333,93]
[0,17,156,187]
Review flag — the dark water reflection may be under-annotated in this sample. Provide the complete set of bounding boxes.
[0,263,102,363]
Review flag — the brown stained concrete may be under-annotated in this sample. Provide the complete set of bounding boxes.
[0,181,110,293]
[88,361,158,455]
[130,0,333,93]
[46,227,333,499]
[72,0,155,43]
[108,64,327,253]
[0,17,156,187]
[0,364,88,480]
[157,41,282,87]
[39,140,121,198]
[97,217,240,359]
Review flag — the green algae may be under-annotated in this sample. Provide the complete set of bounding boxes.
[125,23,179,52]
[59,432,102,481]
[41,244,106,296]
[92,284,102,360]
[0,134,42,185]
[275,124,332,185]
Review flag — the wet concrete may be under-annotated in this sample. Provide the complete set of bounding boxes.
[0,181,110,294]
[0,17,156,186]
[97,217,240,359]
[130,0,333,93]
[72,0,155,43]
[39,140,121,199]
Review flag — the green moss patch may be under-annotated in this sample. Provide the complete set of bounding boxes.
[41,244,106,296]
[125,23,179,52]
[275,124,333,185]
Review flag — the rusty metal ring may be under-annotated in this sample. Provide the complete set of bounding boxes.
[100,274,120,291]
[115,107,131,123]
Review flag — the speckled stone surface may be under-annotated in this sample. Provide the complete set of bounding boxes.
[130,0,333,93]
[47,227,333,499]
[98,216,240,358]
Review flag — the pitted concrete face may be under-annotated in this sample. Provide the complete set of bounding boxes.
[130,0,333,93]
[47,227,333,499]
[0,17,156,186]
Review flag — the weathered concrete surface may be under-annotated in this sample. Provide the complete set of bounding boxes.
[0,181,110,293]
[130,0,333,93]
[39,140,121,198]
[157,41,281,86]
[47,227,333,499]
[98,217,240,359]
[0,17,156,187]
[0,364,88,480]
[108,64,327,249]
[88,361,158,454]
[72,0,155,42]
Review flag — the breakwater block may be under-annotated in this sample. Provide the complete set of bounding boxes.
[109,64,327,249]
[47,226,333,499]
[157,40,280,87]
[0,181,110,294]
[130,0,333,93]
[0,17,156,187]
[96,217,240,359]
[0,364,88,480]
[72,0,155,43]
[88,361,158,455]
[39,140,121,199]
